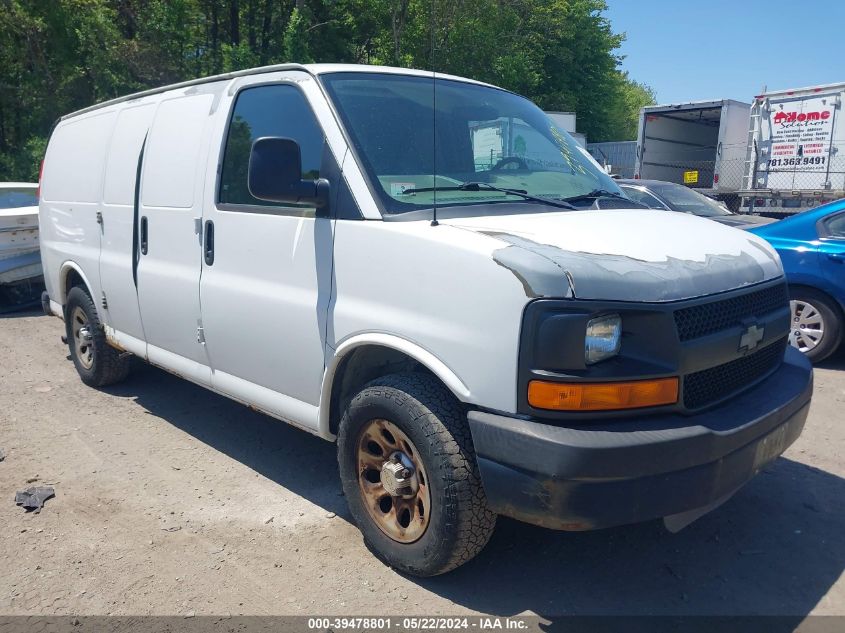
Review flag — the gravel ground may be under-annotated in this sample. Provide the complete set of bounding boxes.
[0,311,843,618]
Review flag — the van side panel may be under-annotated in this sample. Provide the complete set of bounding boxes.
[40,110,117,306]
[99,102,157,349]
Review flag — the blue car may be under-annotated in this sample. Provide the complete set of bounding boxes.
[749,199,845,362]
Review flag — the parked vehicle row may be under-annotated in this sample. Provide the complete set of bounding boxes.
[627,82,844,217]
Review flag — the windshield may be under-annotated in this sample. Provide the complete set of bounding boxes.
[0,187,38,209]
[651,183,731,217]
[321,72,622,215]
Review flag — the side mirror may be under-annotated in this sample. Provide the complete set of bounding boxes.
[248,137,330,214]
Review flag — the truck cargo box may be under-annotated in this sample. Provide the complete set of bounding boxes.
[635,100,750,209]
[740,83,844,216]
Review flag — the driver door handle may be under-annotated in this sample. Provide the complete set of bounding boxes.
[827,253,844,263]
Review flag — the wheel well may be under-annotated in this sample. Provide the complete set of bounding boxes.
[63,268,86,303]
[789,284,845,318]
[328,345,439,435]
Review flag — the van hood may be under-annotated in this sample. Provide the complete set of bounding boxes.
[445,209,783,302]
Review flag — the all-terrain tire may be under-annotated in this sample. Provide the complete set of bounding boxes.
[65,286,131,387]
[337,372,496,576]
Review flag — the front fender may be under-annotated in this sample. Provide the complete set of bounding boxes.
[318,332,472,438]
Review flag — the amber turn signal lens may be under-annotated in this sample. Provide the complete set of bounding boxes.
[528,377,679,411]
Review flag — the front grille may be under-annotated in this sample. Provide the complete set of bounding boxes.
[683,337,787,409]
[674,283,789,342]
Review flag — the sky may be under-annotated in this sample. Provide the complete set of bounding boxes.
[606,0,844,104]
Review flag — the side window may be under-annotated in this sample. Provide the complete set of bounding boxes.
[219,84,324,208]
[823,213,845,239]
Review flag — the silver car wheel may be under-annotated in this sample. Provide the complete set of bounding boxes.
[789,299,825,353]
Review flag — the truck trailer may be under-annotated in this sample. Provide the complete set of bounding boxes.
[740,82,844,216]
[634,100,750,210]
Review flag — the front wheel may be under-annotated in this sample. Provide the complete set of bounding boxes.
[789,288,842,362]
[337,373,496,576]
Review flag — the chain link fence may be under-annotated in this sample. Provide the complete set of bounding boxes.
[634,139,844,214]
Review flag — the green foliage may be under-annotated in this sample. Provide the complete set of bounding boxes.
[283,7,313,64]
[603,71,657,141]
[0,0,653,180]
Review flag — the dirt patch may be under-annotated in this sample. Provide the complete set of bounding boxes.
[1,312,843,616]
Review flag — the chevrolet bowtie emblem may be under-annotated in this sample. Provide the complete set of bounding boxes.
[739,324,765,352]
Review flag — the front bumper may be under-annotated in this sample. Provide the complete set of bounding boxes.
[468,346,813,531]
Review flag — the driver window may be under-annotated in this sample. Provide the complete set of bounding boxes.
[219,84,324,208]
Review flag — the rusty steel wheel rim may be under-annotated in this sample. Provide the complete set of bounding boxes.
[71,306,94,370]
[357,418,431,544]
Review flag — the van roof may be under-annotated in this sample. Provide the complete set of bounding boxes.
[61,63,495,121]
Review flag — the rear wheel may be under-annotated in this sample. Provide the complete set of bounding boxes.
[65,286,131,387]
[788,288,842,362]
[337,373,496,576]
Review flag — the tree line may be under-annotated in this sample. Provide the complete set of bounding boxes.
[0,0,655,181]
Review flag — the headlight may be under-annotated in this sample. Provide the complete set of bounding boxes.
[585,314,621,364]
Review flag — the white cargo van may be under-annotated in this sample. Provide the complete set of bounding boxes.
[39,64,813,576]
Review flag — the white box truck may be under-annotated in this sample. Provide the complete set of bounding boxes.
[38,64,812,576]
[740,82,844,216]
[634,100,751,209]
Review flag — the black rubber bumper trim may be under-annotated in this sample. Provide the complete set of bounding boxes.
[469,346,813,530]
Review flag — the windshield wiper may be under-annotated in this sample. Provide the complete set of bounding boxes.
[401,182,578,210]
[560,189,631,204]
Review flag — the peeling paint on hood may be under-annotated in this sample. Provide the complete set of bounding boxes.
[446,209,784,302]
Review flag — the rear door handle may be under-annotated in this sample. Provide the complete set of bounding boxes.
[140,216,148,255]
[827,253,844,263]
[204,220,214,266]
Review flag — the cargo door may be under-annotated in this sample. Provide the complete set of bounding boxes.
[39,110,116,309]
[763,93,839,192]
[98,102,156,356]
[713,102,750,193]
[639,107,721,188]
[136,92,216,384]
